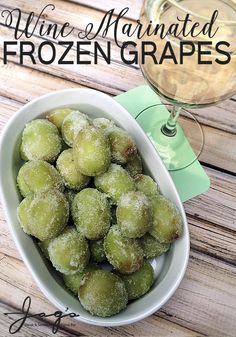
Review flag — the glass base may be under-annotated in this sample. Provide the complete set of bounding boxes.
[136,104,204,171]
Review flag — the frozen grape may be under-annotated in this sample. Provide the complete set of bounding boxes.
[124,154,142,177]
[90,239,106,263]
[106,127,137,164]
[28,189,69,241]
[17,195,34,235]
[56,149,90,190]
[104,226,143,274]
[79,270,128,317]
[149,195,183,244]
[95,164,135,204]
[48,227,90,275]
[61,111,90,147]
[72,188,111,240]
[17,160,64,197]
[93,118,115,130]
[135,174,160,198]
[73,126,111,176]
[47,108,73,130]
[63,263,99,295]
[116,191,152,238]
[118,261,154,300]
[20,119,62,162]
[139,233,170,259]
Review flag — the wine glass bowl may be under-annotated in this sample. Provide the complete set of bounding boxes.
[137,0,236,171]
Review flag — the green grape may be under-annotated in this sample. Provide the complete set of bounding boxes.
[93,117,115,130]
[63,263,99,295]
[27,189,69,241]
[116,191,152,238]
[48,227,90,275]
[20,119,62,162]
[139,233,170,259]
[17,195,34,235]
[72,188,111,240]
[90,239,106,263]
[124,154,142,178]
[106,127,137,164]
[104,226,143,274]
[118,261,154,300]
[61,111,90,147]
[73,126,111,176]
[47,108,73,130]
[56,149,90,190]
[17,160,64,197]
[149,195,183,244]
[79,270,128,317]
[95,164,135,204]
[135,174,161,198]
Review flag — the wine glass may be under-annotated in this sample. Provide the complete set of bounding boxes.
[137,0,236,171]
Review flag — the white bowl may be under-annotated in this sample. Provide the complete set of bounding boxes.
[0,88,189,326]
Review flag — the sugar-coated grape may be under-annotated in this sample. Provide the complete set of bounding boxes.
[106,127,137,164]
[116,191,152,238]
[72,188,111,240]
[149,195,183,243]
[139,233,170,259]
[17,160,64,197]
[17,195,34,235]
[63,263,99,295]
[93,117,115,130]
[124,154,142,177]
[20,119,62,162]
[28,189,69,241]
[90,239,106,263]
[135,174,160,198]
[61,111,90,147]
[118,261,154,300]
[79,270,128,317]
[56,149,90,190]
[48,227,90,275]
[104,226,143,274]
[73,126,111,176]
[47,108,73,130]
[95,164,135,204]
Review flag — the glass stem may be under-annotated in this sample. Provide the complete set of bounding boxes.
[161,106,182,137]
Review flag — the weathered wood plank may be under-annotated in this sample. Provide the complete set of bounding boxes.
[158,251,236,337]
[1,7,236,134]
[0,254,202,337]
[69,0,143,20]
[0,251,234,337]
[185,167,236,232]
[1,0,131,43]
[0,61,235,174]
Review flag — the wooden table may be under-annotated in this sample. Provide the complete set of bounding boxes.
[0,1,235,336]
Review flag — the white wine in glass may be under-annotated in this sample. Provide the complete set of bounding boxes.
[137,0,236,171]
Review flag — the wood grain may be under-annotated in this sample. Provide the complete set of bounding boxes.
[0,255,204,337]
[0,249,235,337]
[69,0,143,20]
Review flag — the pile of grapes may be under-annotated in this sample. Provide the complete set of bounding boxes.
[17,107,183,317]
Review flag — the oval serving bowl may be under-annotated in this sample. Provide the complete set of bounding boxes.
[0,88,189,327]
